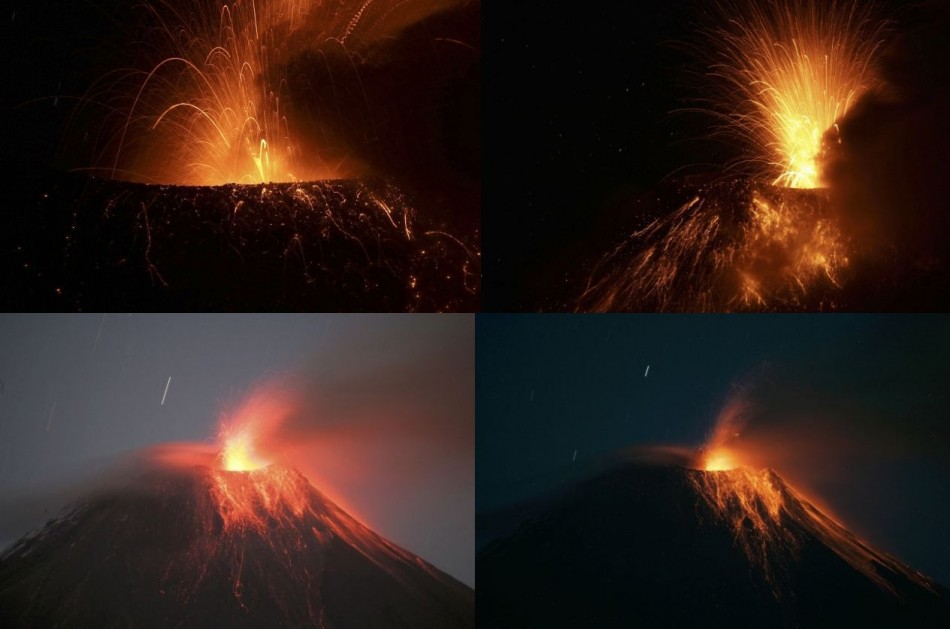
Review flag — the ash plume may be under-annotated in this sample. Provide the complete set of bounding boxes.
[821,1,950,308]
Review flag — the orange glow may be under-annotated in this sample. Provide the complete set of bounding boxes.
[94,0,462,185]
[691,466,797,590]
[211,465,309,530]
[578,180,850,312]
[107,0,328,185]
[705,0,886,189]
[220,427,271,471]
[214,378,298,471]
[703,449,737,471]
[690,465,940,597]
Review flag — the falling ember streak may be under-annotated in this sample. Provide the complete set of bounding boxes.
[92,314,105,357]
[691,467,797,590]
[211,465,308,530]
[161,377,172,406]
[703,0,886,188]
[45,401,57,433]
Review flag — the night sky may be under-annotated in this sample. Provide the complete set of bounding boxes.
[484,0,725,309]
[476,314,950,586]
[0,314,474,586]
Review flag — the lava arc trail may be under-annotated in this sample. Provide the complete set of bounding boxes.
[89,0,461,186]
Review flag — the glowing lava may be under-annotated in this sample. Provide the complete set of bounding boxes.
[87,0,469,185]
[702,448,737,471]
[705,0,886,189]
[211,465,311,530]
[100,0,325,185]
[214,377,298,472]
[220,427,271,472]
[578,180,849,312]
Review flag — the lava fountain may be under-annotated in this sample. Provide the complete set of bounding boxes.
[92,0,454,186]
[705,0,886,188]
[97,0,331,185]
[578,1,887,312]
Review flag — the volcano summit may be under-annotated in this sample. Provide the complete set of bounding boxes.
[478,462,949,629]
[0,463,474,628]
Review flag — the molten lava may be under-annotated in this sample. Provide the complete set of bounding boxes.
[214,377,297,471]
[211,465,310,530]
[692,466,796,590]
[702,448,737,471]
[105,0,325,185]
[688,464,941,600]
[220,428,271,472]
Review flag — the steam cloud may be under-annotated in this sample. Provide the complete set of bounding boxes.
[822,1,950,307]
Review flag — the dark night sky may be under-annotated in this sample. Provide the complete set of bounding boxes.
[484,0,723,310]
[476,314,950,586]
[0,314,474,586]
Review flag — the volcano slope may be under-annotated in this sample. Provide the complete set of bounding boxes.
[0,173,478,312]
[477,463,949,629]
[571,176,950,313]
[0,464,473,628]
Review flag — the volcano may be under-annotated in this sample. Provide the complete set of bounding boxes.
[477,462,949,628]
[0,464,474,628]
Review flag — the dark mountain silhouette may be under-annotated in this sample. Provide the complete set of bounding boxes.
[0,464,473,628]
[478,463,949,628]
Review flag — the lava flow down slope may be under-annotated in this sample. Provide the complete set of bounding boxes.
[0,463,474,628]
[477,462,950,629]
